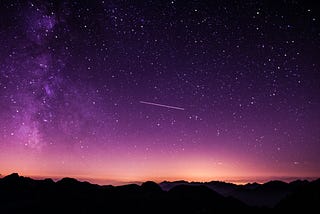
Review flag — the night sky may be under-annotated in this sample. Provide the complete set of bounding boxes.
[0,0,319,184]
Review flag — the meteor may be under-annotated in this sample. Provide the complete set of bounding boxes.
[139,101,185,111]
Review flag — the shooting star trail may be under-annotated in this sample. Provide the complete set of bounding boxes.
[139,101,185,111]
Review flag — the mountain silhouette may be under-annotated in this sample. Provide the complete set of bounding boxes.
[160,179,314,208]
[0,173,319,213]
[275,178,320,211]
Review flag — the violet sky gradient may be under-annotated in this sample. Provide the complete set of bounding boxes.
[0,0,319,184]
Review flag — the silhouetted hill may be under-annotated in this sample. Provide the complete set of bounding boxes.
[276,178,320,211]
[259,180,289,191]
[141,181,163,193]
[160,179,318,208]
[160,180,238,195]
[242,182,260,190]
[228,180,291,207]
[0,173,319,213]
[0,173,248,213]
[168,184,249,212]
[160,180,189,191]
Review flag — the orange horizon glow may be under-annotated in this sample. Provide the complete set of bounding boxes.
[1,141,319,186]
[1,170,318,186]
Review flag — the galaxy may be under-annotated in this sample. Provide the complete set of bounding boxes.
[0,0,319,184]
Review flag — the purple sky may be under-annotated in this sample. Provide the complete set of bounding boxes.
[0,0,319,184]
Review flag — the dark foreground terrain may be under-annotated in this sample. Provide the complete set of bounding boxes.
[0,173,319,213]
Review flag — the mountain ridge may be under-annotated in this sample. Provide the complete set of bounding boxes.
[1,173,319,213]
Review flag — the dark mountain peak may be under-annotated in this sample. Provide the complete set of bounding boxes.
[160,180,238,195]
[208,180,230,184]
[43,178,55,183]
[245,181,259,185]
[243,182,260,189]
[0,173,35,186]
[141,181,162,193]
[58,177,80,184]
[276,179,320,210]
[159,180,190,191]
[312,178,320,185]
[265,180,287,185]
[115,183,141,194]
[56,177,98,191]
[289,179,309,187]
[2,173,20,181]
[260,180,289,190]
[161,180,189,184]
[207,180,237,188]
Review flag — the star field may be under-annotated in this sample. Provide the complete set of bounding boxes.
[0,0,319,183]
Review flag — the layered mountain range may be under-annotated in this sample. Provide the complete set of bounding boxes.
[1,173,319,213]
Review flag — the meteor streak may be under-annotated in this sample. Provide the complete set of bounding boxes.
[139,101,185,111]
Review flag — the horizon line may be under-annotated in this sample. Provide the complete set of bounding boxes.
[1,172,319,186]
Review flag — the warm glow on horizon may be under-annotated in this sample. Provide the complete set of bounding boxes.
[1,147,318,186]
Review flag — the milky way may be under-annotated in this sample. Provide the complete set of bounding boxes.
[0,1,319,183]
